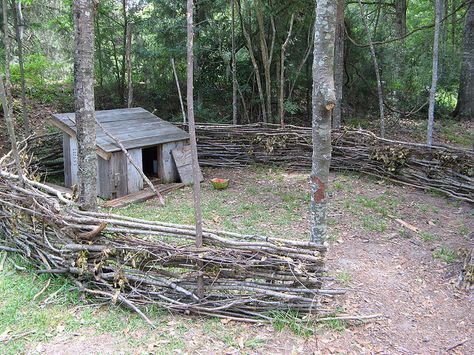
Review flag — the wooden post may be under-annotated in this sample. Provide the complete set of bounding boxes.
[187,0,204,299]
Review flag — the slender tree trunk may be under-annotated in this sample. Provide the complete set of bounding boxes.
[427,0,442,146]
[310,0,337,244]
[1,0,11,148]
[256,0,274,123]
[453,1,473,120]
[2,0,11,107]
[0,75,24,185]
[171,58,186,124]
[12,0,28,135]
[238,0,266,122]
[288,19,314,101]
[125,22,133,108]
[394,0,407,115]
[333,0,345,129]
[358,0,385,137]
[279,14,294,127]
[186,0,204,298]
[74,0,98,211]
[121,0,127,104]
[231,0,238,125]
[95,15,104,89]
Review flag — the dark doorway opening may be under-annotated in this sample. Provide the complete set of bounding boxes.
[142,146,158,177]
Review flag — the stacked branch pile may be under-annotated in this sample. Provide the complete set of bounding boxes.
[0,160,334,322]
[191,123,474,203]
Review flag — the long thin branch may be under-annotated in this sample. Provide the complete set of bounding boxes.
[95,120,165,205]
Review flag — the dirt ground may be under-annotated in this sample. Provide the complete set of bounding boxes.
[25,167,472,355]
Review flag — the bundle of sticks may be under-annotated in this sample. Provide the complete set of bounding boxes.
[0,161,336,323]
[191,123,474,203]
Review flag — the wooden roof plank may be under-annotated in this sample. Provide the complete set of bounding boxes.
[50,108,189,153]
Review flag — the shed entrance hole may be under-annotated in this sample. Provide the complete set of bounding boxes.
[142,146,159,178]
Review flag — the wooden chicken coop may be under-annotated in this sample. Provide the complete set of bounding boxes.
[49,107,190,199]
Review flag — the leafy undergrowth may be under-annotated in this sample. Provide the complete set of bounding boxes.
[1,167,473,354]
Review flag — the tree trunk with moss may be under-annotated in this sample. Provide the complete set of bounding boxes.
[74,0,98,211]
[310,0,337,244]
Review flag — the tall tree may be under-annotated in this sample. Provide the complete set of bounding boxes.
[427,0,442,146]
[0,75,24,185]
[453,1,473,120]
[231,0,238,125]
[256,0,275,123]
[310,0,337,244]
[12,0,28,135]
[358,0,385,137]
[279,13,294,127]
[125,22,132,108]
[74,0,98,211]
[1,0,11,148]
[238,0,266,122]
[186,0,204,297]
[332,0,345,129]
[394,0,407,113]
[2,0,11,107]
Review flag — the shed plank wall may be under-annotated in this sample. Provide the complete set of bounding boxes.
[158,140,186,183]
[127,148,144,194]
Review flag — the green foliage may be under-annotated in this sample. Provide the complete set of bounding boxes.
[433,246,457,263]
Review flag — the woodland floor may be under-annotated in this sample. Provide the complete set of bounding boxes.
[0,166,473,354]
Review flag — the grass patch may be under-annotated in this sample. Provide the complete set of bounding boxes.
[433,246,457,263]
[419,231,437,242]
[361,215,387,233]
[271,310,314,337]
[320,319,347,332]
[335,271,352,286]
[0,255,176,354]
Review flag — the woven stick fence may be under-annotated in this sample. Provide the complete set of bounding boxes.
[190,123,474,203]
[0,159,338,323]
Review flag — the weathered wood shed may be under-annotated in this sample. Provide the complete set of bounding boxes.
[49,107,190,199]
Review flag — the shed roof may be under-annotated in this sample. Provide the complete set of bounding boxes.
[50,107,189,154]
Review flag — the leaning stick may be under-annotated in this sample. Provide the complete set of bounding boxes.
[171,57,186,124]
[95,119,165,205]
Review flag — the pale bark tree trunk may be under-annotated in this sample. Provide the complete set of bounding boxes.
[333,0,345,129]
[310,0,337,244]
[74,0,98,211]
[0,75,24,185]
[427,0,442,146]
[231,0,238,125]
[12,0,28,135]
[279,14,294,128]
[186,0,204,298]
[171,57,186,124]
[1,0,12,148]
[2,0,11,107]
[358,0,385,137]
[238,0,266,122]
[125,22,133,108]
[453,1,473,121]
[256,0,275,123]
